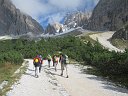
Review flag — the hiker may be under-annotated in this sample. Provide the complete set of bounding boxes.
[59,54,69,78]
[54,55,58,71]
[38,54,43,73]
[33,55,42,78]
[52,55,55,67]
[47,54,52,68]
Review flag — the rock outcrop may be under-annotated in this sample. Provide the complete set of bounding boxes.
[88,0,128,31]
[64,11,90,28]
[112,24,128,40]
[45,22,67,34]
[0,0,44,36]
[45,24,56,35]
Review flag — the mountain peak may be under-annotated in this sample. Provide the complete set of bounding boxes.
[0,0,44,36]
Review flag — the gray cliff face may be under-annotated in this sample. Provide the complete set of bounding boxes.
[0,0,44,36]
[88,0,128,31]
[45,24,56,35]
[45,22,65,34]
[64,11,90,28]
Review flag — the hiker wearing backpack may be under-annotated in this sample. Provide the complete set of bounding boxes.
[38,54,43,73]
[47,54,52,68]
[33,55,42,78]
[59,54,69,78]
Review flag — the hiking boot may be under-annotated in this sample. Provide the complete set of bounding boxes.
[66,75,69,78]
[36,75,39,78]
[55,67,57,72]
[60,73,63,76]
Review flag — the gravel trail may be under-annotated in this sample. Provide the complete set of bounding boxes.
[49,63,128,96]
[7,60,69,96]
[7,59,128,96]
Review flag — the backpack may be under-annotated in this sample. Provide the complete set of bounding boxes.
[65,55,69,64]
[55,57,58,62]
[62,54,69,64]
[47,55,51,60]
[54,56,58,62]
[33,57,41,66]
[60,54,66,64]
[39,55,43,64]
[35,58,38,62]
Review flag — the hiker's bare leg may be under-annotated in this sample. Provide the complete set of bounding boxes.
[35,66,39,78]
[35,67,37,77]
[39,64,42,73]
[48,60,50,68]
[66,65,68,78]
[37,67,40,78]
[61,64,64,76]
[53,62,54,66]
[61,70,63,76]
[55,63,57,71]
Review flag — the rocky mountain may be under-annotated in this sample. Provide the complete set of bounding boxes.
[0,0,44,36]
[44,11,91,35]
[87,0,128,31]
[64,11,91,29]
[45,24,56,35]
[45,22,67,35]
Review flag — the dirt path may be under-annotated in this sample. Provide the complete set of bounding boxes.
[7,59,128,96]
[89,32,124,52]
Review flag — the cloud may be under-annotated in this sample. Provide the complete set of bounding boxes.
[48,0,81,10]
[39,12,66,27]
[11,0,99,26]
[11,0,55,21]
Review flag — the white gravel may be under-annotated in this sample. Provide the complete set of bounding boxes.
[49,63,128,96]
[7,59,128,96]
[0,36,13,40]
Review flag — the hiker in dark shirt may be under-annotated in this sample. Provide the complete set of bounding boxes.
[59,54,69,78]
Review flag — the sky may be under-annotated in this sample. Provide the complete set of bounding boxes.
[11,0,99,27]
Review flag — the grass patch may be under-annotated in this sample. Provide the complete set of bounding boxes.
[69,59,79,64]
[78,32,100,44]
[0,61,28,96]
[0,63,20,83]
[111,39,128,49]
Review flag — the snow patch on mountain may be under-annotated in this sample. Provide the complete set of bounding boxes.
[42,27,82,37]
